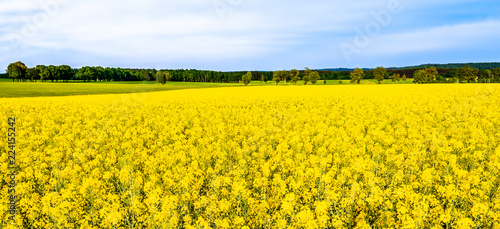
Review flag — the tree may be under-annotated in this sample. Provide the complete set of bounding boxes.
[457,65,474,83]
[373,67,386,84]
[491,68,500,83]
[272,70,285,85]
[7,61,27,82]
[425,67,439,81]
[303,74,310,85]
[100,67,111,81]
[309,71,320,85]
[413,70,427,84]
[36,65,49,82]
[350,68,364,84]
[289,69,300,85]
[151,69,157,81]
[26,67,39,82]
[402,74,407,83]
[485,70,492,83]
[242,72,252,86]
[282,70,289,84]
[303,67,314,85]
[47,65,58,82]
[139,69,150,81]
[471,68,479,82]
[478,69,491,83]
[75,66,94,82]
[482,69,490,83]
[59,65,74,82]
[156,71,170,85]
[304,67,312,77]
[413,67,439,84]
[93,67,104,81]
[391,73,401,83]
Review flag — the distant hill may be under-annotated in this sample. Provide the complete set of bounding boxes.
[399,62,500,70]
[319,62,500,72]
[316,68,372,71]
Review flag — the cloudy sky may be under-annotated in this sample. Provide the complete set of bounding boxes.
[1,0,499,72]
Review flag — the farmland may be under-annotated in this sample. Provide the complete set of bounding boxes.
[1,84,500,228]
[0,79,415,98]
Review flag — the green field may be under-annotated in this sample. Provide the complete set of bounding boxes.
[0,81,238,98]
[0,78,416,98]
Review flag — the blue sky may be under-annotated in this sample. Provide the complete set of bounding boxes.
[1,0,499,72]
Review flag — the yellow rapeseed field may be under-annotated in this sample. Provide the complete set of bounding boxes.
[1,84,500,228]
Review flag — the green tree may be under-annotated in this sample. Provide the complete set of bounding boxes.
[26,67,39,82]
[36,65,49,82]
[478,69,491,83]
[7,61,27,82]
[402,74,407,83]
[151,69,157,81]
[413,69,427,84]
[391,73,401,83]
[457,65,474,83]
[425,67,439,81]
[303,74,310,85]
[242,72,252,86]
[272,70,284,85]
[491,68,500,83]
[309,71,320,85]
[373,67,386,84]
[471,68,479,82]
[92,67,104,81]
[156,71,170,85]
[59,65,74,82]
[413,67,439,84]
[485,69,492,83]
[47,65,58,82]
[304,67,312,77]
[350,68,364,84]
[289,69,300,85]
[139,69,150,81]
[282,70,289,84]
[75,66,94,82]
[102,67,113,81]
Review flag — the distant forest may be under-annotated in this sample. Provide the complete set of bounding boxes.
[2,62,500,83]
[401,62,500,70]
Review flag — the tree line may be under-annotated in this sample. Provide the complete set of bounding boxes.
[5,61,500,84]
[402,62,500,70]
[348,66,500,84]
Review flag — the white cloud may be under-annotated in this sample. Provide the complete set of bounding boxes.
[1,0,499,71]
[364,20,500,55]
